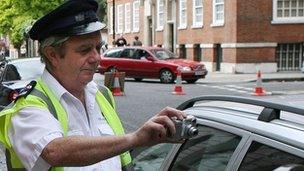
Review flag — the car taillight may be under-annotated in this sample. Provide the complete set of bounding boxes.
[8,90,19,101]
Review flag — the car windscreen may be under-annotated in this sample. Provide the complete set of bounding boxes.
[104,49,123,58]
[2,59,44,82]
[151,49,178,60]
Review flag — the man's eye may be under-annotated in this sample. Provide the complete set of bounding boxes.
[81,48,91,54]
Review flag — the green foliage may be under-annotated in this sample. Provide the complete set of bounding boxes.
[96,0,107,22]
[0,0,64,48]
[0,0,108,49]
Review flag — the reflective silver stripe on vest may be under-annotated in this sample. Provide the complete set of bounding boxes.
[97,85,114,108]
[30,89,58,119]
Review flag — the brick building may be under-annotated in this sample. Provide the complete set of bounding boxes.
[107,0,304,73]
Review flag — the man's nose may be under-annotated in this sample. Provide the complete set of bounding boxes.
[89,51,101,63]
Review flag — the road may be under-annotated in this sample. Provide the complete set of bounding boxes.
[1,76,303,170]
[111,78,304,132]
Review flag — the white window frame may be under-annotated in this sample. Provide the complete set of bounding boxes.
[178,0,187,29]
[211,0,225,27]
[133,0,140,32]
[192,0,203,28]
[117,4,124,33]
[124,3,131,33]
[272,0,304,24]
[157,0,164,31]
[108,6,113,34]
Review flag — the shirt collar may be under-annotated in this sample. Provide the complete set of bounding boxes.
[40,69,98,100]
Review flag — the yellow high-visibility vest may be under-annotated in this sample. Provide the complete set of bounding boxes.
[0,79,132,171]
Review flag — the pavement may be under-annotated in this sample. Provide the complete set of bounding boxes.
[94,71,304,84]
[197,71,304,84]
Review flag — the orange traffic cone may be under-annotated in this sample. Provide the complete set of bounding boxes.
[172,69,185,95]
[112,71,123,96]
[252,70,266,96]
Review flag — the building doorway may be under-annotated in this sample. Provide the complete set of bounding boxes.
[168,23,174,52]
[148,17,153,46]
[194,44,202,61]
[215,44,222,71]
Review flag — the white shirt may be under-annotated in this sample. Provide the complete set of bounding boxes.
[8,69,122,171]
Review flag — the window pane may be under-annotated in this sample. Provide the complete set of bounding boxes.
[239,141,304,171]
[300,0,304,7]
[196,14,202,23]
[170,125,242,171]
[196,8,202,15]
[284,9,290,16]
[291,0,297,7]
[278,0,283,8]
[134,143,175,171]
[284,0,290,7]
[217,13,224,20]
[299,9,304,16]
[291,9,297,16]
[105,49,122,58]
[195,0,202,6]
[278,9,283,17]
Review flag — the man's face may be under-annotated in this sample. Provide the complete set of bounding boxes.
[54,32,101,87]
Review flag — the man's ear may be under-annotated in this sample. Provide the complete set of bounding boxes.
[44,46,60,67]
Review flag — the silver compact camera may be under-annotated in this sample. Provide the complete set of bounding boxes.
[167,115,198,141]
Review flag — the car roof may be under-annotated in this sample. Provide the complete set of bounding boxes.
[8,57,41,64]
[180,95,304,149]
[107,46,164,51]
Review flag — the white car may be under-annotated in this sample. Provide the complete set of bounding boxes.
[133,96,304,171]
[0,58,44,110]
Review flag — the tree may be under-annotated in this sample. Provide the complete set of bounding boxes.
[0,0,108,56]
[0,0,63,55]
[96,0,107,23]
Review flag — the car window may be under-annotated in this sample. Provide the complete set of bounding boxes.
[133,143,175,171]
[151,49,177,60]
[2,64,21,81]
[133,50,150,60]
[170,125,242,171]
[120,49,136,59]
[238,141,304,171]
[104,49,122,58]
[3,59,44,82]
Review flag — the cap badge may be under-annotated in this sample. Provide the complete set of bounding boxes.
[75,14,85,22]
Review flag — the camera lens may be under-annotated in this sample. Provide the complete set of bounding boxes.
[187,127,198,137]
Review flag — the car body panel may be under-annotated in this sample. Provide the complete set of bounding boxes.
[99,46,207,83]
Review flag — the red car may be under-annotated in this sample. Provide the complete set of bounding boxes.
[99,46,208,83]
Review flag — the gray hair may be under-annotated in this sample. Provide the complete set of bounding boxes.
[39,36,69,70]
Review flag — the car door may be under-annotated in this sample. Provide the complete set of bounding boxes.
[118,48,137,76]
[130,49,159,78]
[133,119,251,171]
[233,134,304,171]
[165,119,250,171]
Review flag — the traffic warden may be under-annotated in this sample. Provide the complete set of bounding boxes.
[0,0,186,170]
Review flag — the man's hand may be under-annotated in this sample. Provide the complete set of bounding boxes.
[131,107,186,147]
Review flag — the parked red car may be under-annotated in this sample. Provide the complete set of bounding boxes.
[99,46,208,83]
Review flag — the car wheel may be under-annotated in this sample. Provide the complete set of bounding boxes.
[134,78,143,82]
[186,79,198,84]
[160,69,174,83]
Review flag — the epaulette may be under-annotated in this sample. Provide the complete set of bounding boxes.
[14,80,37,102]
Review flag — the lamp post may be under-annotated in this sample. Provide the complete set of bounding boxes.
[112,0,116,45]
